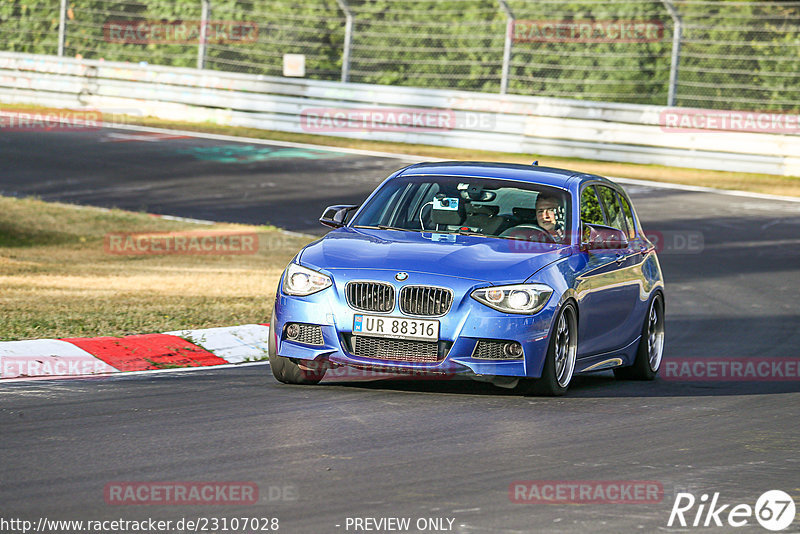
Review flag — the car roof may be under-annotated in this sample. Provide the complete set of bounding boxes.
[395,161,616,191]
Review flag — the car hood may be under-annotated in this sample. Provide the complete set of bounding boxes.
[298,227,571,284]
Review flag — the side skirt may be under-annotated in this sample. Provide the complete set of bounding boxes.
[575,336,640,374]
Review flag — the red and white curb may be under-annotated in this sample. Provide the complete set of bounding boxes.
[0,324,270,381]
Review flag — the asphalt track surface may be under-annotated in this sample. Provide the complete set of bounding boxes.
[1,128,408,234]
[2,127,800,533]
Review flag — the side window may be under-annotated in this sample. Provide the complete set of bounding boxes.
[580,186,604,225]
[617,192,637,240]
[403,183,436,228]
[380,182,419,227]
[595,185,626,232]
[580,186,604,242]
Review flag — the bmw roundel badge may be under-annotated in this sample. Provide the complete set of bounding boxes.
[395,272,408,281]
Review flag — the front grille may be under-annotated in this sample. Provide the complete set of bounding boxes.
[346,281,394,313]
[399,286,453,316]
[472,340,523,359]
[352,335,440,363]
[286,323,324,346]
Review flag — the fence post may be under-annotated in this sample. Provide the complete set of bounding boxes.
[661,0,682,107]
[57,0,68,56]
[497,0,514,94]
[197,0,211,69]
[335,0,353,83]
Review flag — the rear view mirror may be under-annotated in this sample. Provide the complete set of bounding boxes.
[582,223,629,250]
[319,205,359,228]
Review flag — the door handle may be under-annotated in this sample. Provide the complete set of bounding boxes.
[615,253,625,265]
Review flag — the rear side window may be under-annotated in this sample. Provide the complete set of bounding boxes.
[580,187,604,226]
[595,185,626,232]
[618,192,637,239]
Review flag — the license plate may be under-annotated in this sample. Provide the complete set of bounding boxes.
[353,314,439,342]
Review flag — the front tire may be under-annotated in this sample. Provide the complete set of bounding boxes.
[614,292,664,380]
[516,302,577,396]
[268,313,326,385]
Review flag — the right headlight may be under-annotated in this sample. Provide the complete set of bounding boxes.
[282,262,332,296]
[471,284,553,314]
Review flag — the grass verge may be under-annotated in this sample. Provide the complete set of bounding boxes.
[5,103,800,197]
[0,196,313,341]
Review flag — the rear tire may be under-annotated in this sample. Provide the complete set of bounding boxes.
[516,302,577,396]
[268,312,326,385]
[614,292,664,381]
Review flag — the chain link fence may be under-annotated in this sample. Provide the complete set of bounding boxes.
[0,0,797,111]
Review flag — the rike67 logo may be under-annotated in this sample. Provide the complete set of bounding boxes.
[668,490,796,531]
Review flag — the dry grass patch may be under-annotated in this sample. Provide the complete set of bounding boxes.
[0,196,313,340]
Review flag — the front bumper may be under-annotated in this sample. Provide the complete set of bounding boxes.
[273,270,560,379]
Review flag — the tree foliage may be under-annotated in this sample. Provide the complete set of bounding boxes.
[0,0,796,110]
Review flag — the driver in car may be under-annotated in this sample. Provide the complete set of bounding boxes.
[534,195,565,242]
[499,193,565,243]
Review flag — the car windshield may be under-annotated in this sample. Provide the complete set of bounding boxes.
[351,175,571,244]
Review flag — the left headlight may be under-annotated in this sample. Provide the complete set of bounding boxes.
[282,262,332,296]
[471,284,553,314]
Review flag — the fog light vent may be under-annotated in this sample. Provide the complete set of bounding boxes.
[284,323,324,346]
[472,340,523,360]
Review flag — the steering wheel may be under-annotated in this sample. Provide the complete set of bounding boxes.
[500,224,556,243]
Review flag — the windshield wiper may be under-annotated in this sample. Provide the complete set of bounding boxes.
[426,228,489,238]
[421,228,489,238]
[353,225,409,232]
[454,228,489,238]
[434,230,561,244]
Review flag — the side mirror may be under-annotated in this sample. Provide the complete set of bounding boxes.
[319,205,359,229]
[581,223,629,251]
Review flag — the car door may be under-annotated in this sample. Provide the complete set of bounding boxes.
[613,188,654,344]
[574,184,640,357]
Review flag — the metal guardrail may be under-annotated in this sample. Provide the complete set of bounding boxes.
[0,52,798,176]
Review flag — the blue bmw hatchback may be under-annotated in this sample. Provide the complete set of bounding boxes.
[269,162,665,395]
